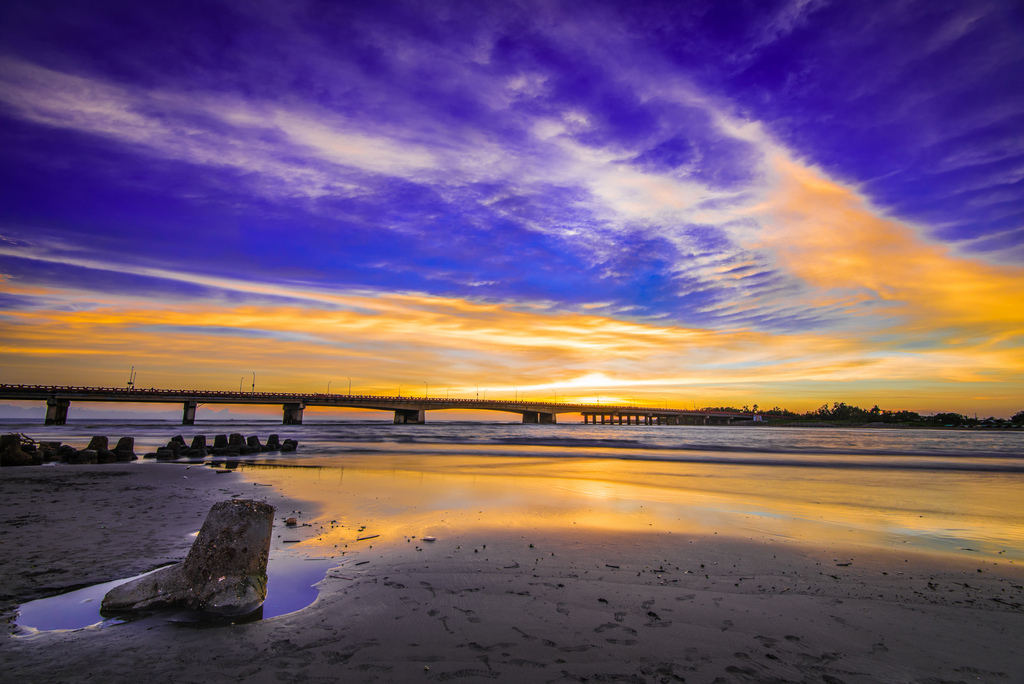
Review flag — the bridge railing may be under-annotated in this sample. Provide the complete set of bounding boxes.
[0,384,754,416]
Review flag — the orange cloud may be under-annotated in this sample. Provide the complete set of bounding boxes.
[757,153,1024,337]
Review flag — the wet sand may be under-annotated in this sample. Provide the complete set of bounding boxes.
[2,460,1023,683]
[0,463,301,619]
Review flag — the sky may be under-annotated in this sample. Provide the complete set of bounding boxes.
[1,0,1023,418]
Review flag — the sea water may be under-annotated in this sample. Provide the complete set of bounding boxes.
[8,419,1024,632]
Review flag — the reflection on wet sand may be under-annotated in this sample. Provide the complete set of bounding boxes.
[232,453,1024,563]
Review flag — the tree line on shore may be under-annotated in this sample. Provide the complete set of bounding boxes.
[699,402,1024,427]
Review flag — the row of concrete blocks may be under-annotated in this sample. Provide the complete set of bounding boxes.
[1,434,137,466]
[143,433,299,460]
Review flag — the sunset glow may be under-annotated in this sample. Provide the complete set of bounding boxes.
[1,1,1022,417]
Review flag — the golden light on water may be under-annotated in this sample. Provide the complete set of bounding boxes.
[234,454,1024,563]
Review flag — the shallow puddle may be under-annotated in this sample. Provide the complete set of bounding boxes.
[16,555,336,633]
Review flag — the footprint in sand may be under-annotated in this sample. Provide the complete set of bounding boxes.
[556,602,570,616]
[720,619,734,632]
[605,638,637,645]
[784,634,801,642]
[512,626,557,647]
[614,611,626,622]
[507,658,546,669]
[466,642,516,653]
[558,644,598,652]
[434,668,498,680]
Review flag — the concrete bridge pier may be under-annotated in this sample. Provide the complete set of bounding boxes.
[521,411,557,424]
[283,402,305,425]
[182,400,198,425]
[394,408,425,424]
[45,398,70,425]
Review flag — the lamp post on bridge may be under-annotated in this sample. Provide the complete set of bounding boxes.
[398,385,404,398]
[423,381,428,398]
[347,377,351,396]
[327,381,331,396]
[252,372,255,394]
[446,387,451,399]
[475,384,479,400]
[239,377,243,393]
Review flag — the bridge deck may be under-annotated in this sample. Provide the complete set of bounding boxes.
[0,384,759,426]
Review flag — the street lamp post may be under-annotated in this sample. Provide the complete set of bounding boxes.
[398,385,404,398]
[446,387,451,399]
[475,384,479,400]
[239,377,243,392]
[347,377,351,395]
[423,381,428,398]
[327,381,332,395]
[252,372,255,394]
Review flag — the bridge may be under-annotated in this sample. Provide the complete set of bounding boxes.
[0,384,761,426]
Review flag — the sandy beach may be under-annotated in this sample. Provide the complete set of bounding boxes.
[3,450,1023,684]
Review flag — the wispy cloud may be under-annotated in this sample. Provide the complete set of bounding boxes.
[1,0,1022,415]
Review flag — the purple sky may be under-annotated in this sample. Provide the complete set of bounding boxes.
[1,0,1023,415]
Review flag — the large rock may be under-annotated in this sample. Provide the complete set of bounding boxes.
[101,499,274,616]
[70,449,98,464]
[188,435,208,458]
[114,436,136,461]
[86,435,108,451]
[0,434,33,467]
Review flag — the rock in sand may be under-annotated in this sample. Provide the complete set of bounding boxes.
[0,434,33,467]
[114,436,136,461]
[101,499,275,616]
